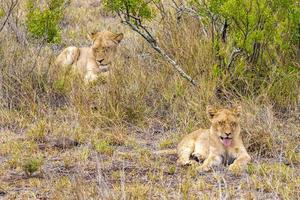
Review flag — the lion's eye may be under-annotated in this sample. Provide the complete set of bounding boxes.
[231,122,237,127]
[218,121,225,125]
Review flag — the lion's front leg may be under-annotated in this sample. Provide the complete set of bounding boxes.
[228,153,251,174]
[84,61,102,83]
[197,154,222,172]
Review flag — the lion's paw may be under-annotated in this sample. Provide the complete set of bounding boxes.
[191,153,205,162]
[177,159,193,166]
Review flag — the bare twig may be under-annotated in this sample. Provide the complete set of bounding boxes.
[0,0,18,32]
[118,10,197,86]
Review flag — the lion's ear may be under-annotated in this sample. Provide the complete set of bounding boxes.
[113,33,124,44]
[232,105,242,117]
[87,32,97,42]
[207,106,218,120]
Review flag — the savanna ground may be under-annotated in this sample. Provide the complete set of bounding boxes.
[0,0,300,199]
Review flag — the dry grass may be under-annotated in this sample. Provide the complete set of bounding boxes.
[0,0,299,199]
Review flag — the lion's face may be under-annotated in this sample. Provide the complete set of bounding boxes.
[88,30,124,66]
[207,106,242,147]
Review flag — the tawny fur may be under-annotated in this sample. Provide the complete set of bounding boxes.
[55,30,123,83]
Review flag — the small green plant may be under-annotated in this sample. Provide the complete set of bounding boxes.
[93,140,114,155]
[25,0,64,43]
[22,157,43,176]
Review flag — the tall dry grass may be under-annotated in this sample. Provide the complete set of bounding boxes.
[0,0,299,199]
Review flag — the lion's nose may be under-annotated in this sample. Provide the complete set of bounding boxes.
[225,132,231,136]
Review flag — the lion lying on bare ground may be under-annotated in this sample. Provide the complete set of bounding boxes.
[176,105,251,173]
[55,30,123,83]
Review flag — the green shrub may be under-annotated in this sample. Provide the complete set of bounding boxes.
[103,0,156,21]
[189,0,300,107]
[25,0,64,43]
[22,157,44,176]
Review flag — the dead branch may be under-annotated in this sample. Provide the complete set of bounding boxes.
[117,10,196,86]
[0,0,18,32]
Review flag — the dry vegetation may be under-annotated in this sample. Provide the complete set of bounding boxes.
[0,0,299,199]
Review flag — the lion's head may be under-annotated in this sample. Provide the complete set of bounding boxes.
[207,105,242,147]
[87,30,124,66]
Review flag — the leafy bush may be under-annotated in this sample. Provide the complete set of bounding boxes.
[221,0,299,59]
[25,0,64,43]
[191,0,300,107]
[103,0,156,21]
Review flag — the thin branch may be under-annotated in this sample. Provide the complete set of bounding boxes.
[121,15,196,85]
[0,0,18,32]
